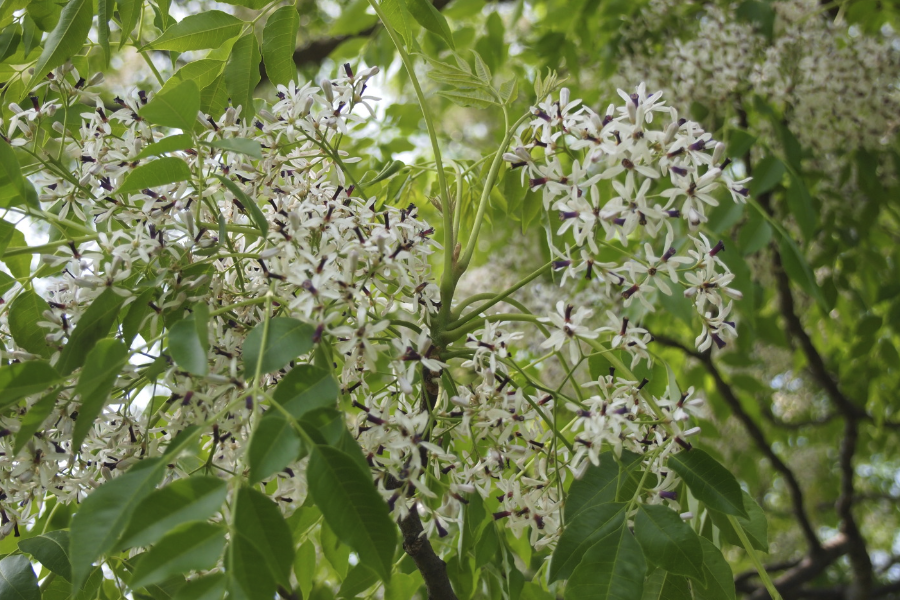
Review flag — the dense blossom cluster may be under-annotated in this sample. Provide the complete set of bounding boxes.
[0,60,742,559]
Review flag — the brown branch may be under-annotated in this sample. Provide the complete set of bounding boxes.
[399,507,458,600]
[654,334,822,553]
[748,534,851,600]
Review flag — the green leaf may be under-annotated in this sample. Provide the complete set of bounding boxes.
[122,288,158,347]
[7,290,53,358]
[549,502,626,583]
[0,272,13,298]
[0,555,40,600]
[0,140,30,208]
[117,157,192,195]
[499,77,518,104]
[201,74,229,117]
[0,361,58,409]
[226,533,275,600]
[634,505,704,582]
[360,160,405,186]
[117,0,141,47]
[261,6,299,87]
[13,389,59,455]
[139,80,200,132]
[56,287,125,376]
[564,524,646,600]
[118,476,228,550]
[667,449,748,518]
[135,134,194,159]
[749,156,785,197]
[172,574,226,600]
[338,564,379,598]
[692,538,735,600]
[97,0,111,66]
[308,445,397,582]
[785,173,817,241]
[708,491,769,552]
[72,338,128,452]
[208,138,262,159]
[404,0,454,48]
[18,530,72,581]
[232,487,294,585]
[438,89,497,108]
[380,0,413,47]
[215,175,268,237]
[293,540,315,600]
[738,209,772,255]
[778,234,828,310]
[564,450,641,520]
[3,228,33,278]
[168,314,209,376]
[145,11,243,52]
[26,0,92,91]
[161,59,226,95]
[641,569,692,600]
[247,413,301,484]
[21,16,39,57]
[726,129,756,159]
[242,317,315,375]
[224,33,261,117]
[130,523,226,589]
[70,458,167,588]
[273,364,339,417]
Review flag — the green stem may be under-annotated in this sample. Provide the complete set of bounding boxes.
[458,112,531,272]
[448,262,553,329]
[729,514,784,600]
[366,0,454,307]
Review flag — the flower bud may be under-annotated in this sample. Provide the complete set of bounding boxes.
[321,79,334,103]
[712,141,725,165]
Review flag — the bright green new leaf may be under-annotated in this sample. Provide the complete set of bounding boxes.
[404,0,454,48]
[293,540,315,600]
[634,504,705,582]
[130,522,226,589]
[18,530,72,581]
[261,7,299,87]
[208,138,263,159]
[564,524,646,600]
[224,33,261,117]
[338,564,379,599]
[692,538,736,600]
[118,476,227,549]
[26,0,92,91]
[117,157,192,195]
[70,458,167,588]
[0,555,40,600]
[232,487,295,585]
[247,413,301,484]
[139,80,200,132]
[242,317,315,376]
[273,364,339,417]
[0,139,30,208]
[215,175,268,237]
[549,502,626,582]
[308,445,397,582]
[135,134,194,159]
[667,449,748,518]
[162,59,226,95]
[380,0,414,47]
[7,290,54,358]
[145,11,244,52]
[71,338,129,452]
[97,0,110,66]
[0,361,58,409]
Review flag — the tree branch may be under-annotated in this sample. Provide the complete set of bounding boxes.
[398,507,458,600]
[654,334,822,553]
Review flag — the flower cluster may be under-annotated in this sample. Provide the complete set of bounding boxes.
[0,62,729,560]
